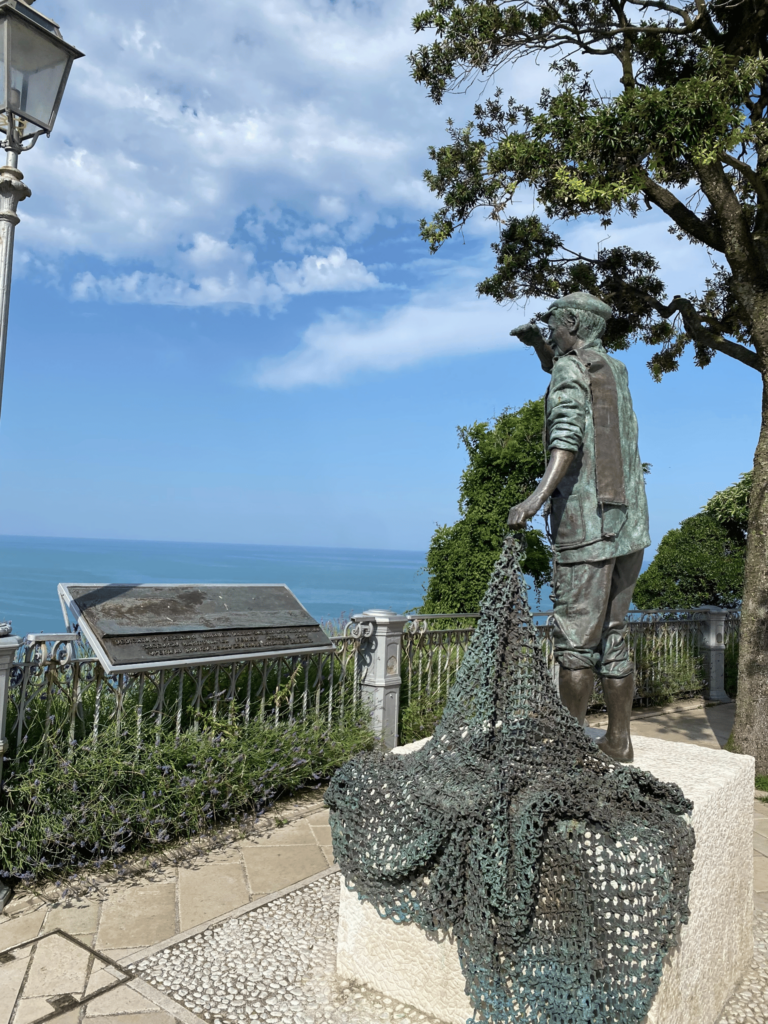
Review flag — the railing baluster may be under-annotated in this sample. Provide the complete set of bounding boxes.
[244,662,253,724]
[175,669,185,743]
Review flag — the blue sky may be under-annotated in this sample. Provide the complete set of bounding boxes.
[0,0,759,554]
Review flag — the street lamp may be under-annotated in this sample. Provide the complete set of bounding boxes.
[0,0,82,412]
[0,0,81,912]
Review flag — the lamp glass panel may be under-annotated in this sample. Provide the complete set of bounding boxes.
[8,17,68,129]
[0,16,8,114]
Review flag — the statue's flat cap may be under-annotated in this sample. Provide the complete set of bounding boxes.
[548,292,612,320]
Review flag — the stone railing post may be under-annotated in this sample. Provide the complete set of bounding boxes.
[352,610,407,751]
[0,634,24,793]
[695,606,730,703]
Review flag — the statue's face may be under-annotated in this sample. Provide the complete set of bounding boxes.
[548,311,579,354]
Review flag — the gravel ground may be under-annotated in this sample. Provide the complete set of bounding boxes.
[136,874,767,1024]
[136,875,445,1024]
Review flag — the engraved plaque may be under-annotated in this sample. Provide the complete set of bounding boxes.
[58,583,334,672]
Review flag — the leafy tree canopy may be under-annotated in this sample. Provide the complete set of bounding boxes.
[420,399,550,614]
[633,473,750,609]
[408,0,765,378]
[704,470,752,530]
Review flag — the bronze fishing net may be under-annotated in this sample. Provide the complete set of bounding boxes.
[326,535,694,1024]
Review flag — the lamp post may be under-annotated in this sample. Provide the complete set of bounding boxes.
[0,0,81,912]
[0,0,82,416]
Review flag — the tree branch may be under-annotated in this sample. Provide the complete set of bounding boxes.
[651,295,760,369]
[721,153,768,207]
[639,173,725,251]
[696,160,764,298]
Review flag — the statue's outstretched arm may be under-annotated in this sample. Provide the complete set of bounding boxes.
[507,448,574,528]
[510,322,555,374]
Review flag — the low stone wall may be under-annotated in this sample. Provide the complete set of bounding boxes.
[336,734,754,1024]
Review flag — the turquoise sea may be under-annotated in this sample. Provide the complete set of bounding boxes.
[0,535,552,638]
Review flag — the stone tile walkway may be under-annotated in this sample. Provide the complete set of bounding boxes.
[0,698,765,1024]
[1,799,334,1024]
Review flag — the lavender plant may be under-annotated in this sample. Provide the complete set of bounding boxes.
[0,710,373,885]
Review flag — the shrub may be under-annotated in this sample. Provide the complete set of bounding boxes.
[0,711,373,885]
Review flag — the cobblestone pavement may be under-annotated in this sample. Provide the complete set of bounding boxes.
[717,907,768,1024]
[136,873,768,1024]
[136,874,445,1024]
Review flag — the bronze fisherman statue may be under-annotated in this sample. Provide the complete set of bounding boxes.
[507,292,650,762]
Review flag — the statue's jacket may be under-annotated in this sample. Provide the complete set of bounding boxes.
[545,338,650,564]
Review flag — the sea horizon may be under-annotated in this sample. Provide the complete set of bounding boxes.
[0,533,553,639]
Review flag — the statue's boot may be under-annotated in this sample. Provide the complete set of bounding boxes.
[558,667,594,726]
[597,673,635,763]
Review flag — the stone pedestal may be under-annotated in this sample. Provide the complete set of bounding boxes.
[336,735,754,1024]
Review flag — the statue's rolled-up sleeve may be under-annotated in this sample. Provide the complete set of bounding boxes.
[547,359,588,453]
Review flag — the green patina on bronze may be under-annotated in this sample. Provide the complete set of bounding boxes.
[546,338,651,564]
[327,535,694,1024]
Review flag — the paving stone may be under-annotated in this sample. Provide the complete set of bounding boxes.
[0,907,46,951]
[322,846,337,867]
[755,856,768,893]
[43,1012,81,1024]
[255,819,320,846]
[242,844,328,894]
[83,1014,178,1024]
[84,980,163,1015]
[14,996,77,1024]
[0,954,28,1022]
[755,818,768,839]
[22,931,91,998]
[98,946,144,964]
[44,899,101,936]
[96,882,177,950]
[2,895,45,917]
[310,824,334,846]
[178,859,249,931]
[754,833,768,859]
[304,810,331,827]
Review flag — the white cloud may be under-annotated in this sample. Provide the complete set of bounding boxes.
[254,280,521,388]
[274,248,381,296]
[16,1,719,353]
[72,267,281,308]
[72,239,380,309]
[21,0,451,270]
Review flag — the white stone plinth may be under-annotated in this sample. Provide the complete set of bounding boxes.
[336,735,754,1024]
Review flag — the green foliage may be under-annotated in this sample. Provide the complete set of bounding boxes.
[703,471,752,530]
[400,685,447,745]
[0,712,373,885]
[420,399,550,613]
[634,471,750,609]
[632,628,705,704]
[409,0,767,378]
[633,512,745,609]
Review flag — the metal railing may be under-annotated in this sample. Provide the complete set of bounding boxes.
[400,614,479,712]
[4,632,366,766]
[1,606,740,769]
[402,608,734,712]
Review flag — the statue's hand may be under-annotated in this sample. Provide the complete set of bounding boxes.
[507,498,540,529]
[510,322,555,372]
[510,322,544,346]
